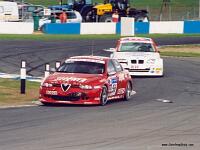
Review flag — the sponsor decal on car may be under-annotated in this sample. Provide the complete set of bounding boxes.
[117,88,125,95]
[46,90,58,95]
[57,77,87,83]
[108,95,123,100]
[108,77,118,96]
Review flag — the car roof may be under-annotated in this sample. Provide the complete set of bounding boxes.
[119,37,154,44]
[66,56,110,64]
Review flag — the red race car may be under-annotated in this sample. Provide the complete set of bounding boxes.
[39,56,135,106]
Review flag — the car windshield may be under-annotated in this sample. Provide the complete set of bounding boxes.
[119,42,155,52]
[57,61,105,74]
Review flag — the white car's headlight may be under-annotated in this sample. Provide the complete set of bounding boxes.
[42,82,53,87]
[118,59,128,65]
[147,59,156,64]
[118,59,128,63]
[79,85,93,90]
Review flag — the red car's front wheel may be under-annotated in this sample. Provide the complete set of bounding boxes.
[100,86,108,106]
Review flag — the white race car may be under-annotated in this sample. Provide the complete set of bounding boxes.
[109,37,163,76]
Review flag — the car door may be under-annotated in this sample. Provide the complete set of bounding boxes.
[111,59,127,96]
[107,60,118,97]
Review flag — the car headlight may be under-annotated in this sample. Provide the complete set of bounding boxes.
[42,82,53,87]
[147,59,156,64]
[118,59,128,63]
[79,85,93,90]
[118,59,128,65]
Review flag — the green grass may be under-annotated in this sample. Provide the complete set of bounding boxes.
[159,44,200,57]
[136,0,197,7]
[0,78,40,89]
[24,0,199,20]
[0,93,12,99]
[25,0,59,6]
[0,69,5,72]
[0,34,200,41]
[0,78,40,106]
[0,34,120,40]
[25,0,198,7]
[161,52,200,57]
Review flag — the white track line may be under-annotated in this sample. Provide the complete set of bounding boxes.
[0,101,42,109]
[156,98,173,103]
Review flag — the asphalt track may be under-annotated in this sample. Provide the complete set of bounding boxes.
[0,37,200,150]
[0,36,200,76]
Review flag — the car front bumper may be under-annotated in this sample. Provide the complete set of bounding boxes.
[39,87,102,105]
[126,67,163,76]
[39,98,100,105]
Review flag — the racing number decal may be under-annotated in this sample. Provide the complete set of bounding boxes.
[108,77,118,96]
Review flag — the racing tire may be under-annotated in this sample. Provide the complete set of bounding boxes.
[83,10,93,22]
[135,16,149,22]
[100,86,108,106]
[123,82,132,101]
[99,14,113,22]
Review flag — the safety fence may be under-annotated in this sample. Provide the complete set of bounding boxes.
[42,17,135,35]
[43,20,200,35]
[0,20,200,34]
[0,22,34,34]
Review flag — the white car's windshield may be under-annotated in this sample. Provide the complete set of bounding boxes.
[119,42,155,52]
[57,61,105,74]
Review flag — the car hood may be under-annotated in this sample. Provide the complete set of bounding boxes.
[44,72,105,85]
[113,52,160,59]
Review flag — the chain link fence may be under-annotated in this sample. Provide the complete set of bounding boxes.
[9,0,200,21]
[148,6,200,21]
[136,1,200,21]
